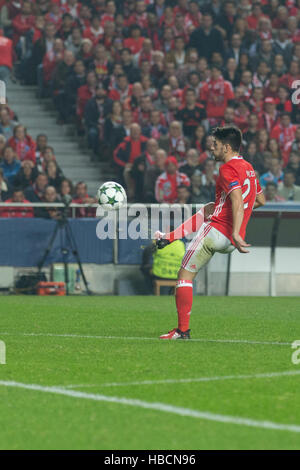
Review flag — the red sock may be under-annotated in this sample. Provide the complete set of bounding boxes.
[175,280,193,332]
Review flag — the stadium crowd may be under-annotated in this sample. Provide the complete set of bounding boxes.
[1,0,300,218]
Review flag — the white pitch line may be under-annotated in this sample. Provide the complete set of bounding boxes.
[61,369,300,390]
[0,331,291,346]
[0,380,300,435]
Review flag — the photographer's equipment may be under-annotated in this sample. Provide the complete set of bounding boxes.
[37,196,91,295]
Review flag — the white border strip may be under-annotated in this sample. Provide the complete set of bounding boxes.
[0,380,300,434]
[0,332,291,346]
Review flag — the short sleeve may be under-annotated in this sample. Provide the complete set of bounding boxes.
[219,165,242,195]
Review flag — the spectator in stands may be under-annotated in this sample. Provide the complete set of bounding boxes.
[0,188,34,218]
[84,83,113,159]
[37,185,61,219]
[128,138,159,202]
[31,22,57,82]
[72,181,95,218]
[64,26,82,56]
[24,172,48,208]
[113,123,148,184]
[63,59,86,117]
[287,151,300,185]
[120,48,140,84]
[0,146,21,185]
[199,135,214,167]
[52,49,76,124]
[144,148,167,202]
[0,107,17,140]
[59,178,74,200]
[188,12,224,61]
[7,125,36,164]
[243,114,259,146]
[277,170,300,202]
[245,141,265,176]
[41,38,65,97]
[200,64,235,125]
[0,134,6,159]
[190,170,213,204]
[58,13,74,41]
[177,184,191,205]
[13,159,38,190]
[38,145,59,172]
[153,84,172,113]
[180,148,202,179]
[45,160,64,191]
[264,181,285,202]
[0,28,13,84]
[176,88,206,139]
[76,70,97,133]
[259,97,279,134]
[260,157,284,188]
[0,3,12,35]
[268,138,281,160]
[35,133,48,169]
[200,158,217,202]
[103,101,125,146]
[158,120,190,165]
[155,156,190,204]
[290,128,300,157]
[192,124,206,155]
[124,24,145,55]
[0,167,8,201]
[142,109,168,140]
[12,1,35,47]
[270,113,298,166]
[82,14,104,47]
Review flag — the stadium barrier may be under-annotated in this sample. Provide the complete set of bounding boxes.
[0,202,299,296]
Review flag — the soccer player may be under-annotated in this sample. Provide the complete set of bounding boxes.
[155,126,266,339]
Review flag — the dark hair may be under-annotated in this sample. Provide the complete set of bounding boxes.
[284,169,296,177]
[212,126,242,152]
[62,13,73,20]
[185,88,196,95]
[177,184,191,193]
[266,181,277,189]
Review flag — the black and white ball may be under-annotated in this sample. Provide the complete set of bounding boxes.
[97,181,127,210]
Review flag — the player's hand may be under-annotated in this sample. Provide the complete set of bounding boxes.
[154,230,165,240]
[232,233,251,253]
[153,231,170,249]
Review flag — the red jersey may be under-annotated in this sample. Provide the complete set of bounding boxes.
[210,156,262,244]
[200,77,235,119]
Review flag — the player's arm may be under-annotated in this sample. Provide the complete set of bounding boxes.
[253,179,266,209]
[204,202,215,219]
[253,191,266,209]
[230,188,251,253]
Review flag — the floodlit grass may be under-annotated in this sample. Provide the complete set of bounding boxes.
[0,295,299,450]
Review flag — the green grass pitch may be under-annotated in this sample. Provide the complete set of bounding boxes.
[0,295,300,450]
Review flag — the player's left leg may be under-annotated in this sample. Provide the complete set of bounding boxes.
[160,223,215,340]
[160,225,235,340]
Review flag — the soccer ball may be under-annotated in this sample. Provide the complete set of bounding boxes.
[97,181,127,210]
